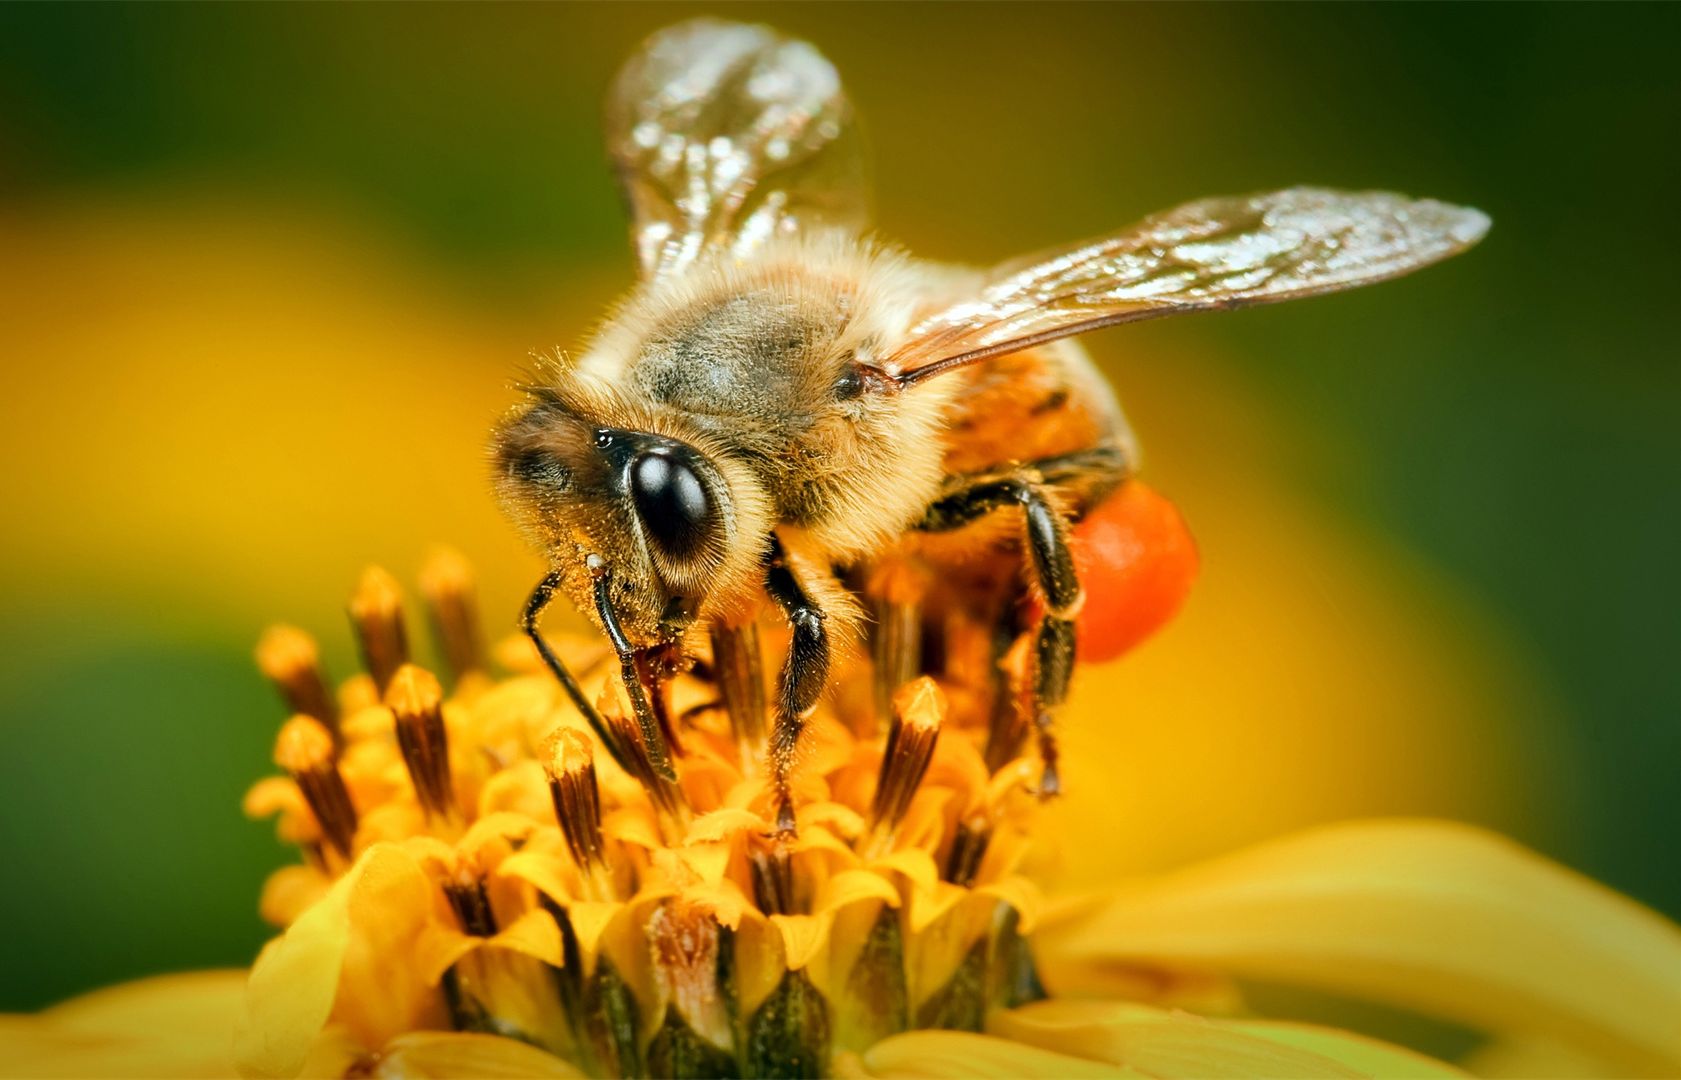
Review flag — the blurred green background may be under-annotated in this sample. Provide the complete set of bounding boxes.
[0,3,1675,1013]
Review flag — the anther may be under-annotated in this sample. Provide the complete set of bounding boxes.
[419,546,484,684]
[255,625,340,737]
[441,874,497,937]
[273,714,357,859]
[709,623,767,763]
[944,815,992,887]
[385,664,456,821]
[749,837,797,916]
[349,565,409,694]
[871,595,922,731]
[864,676,944,856]
[543,728,605,871]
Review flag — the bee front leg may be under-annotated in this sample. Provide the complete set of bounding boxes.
[764,536,831,835]
[521,571,635,774]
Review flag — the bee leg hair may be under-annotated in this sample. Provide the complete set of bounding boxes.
[764,536,831,835]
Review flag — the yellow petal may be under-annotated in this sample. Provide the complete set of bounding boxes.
[235,843,444,1078]
[566,900,627,973]
[676,841,733,885]
[413,927,479,990]
[369,1031,585,1077]
[772,912,832,971]
[601,806,663,850]
[990,1000,1367,1078]
[801,800,867,839]
[1224,1019,1467,1078]
[1458,1033,1626,1079]
[498,849,575,905]
[906,879,973,935]
[857,1029,1139,1078]
[243,776,304,820]
[456,811,539,858]
[491,907,564,967]
[258,865,331,928]
[816,869,904,916]
[906,890,998,1012]
[1035,819,1681,1077]
[476,759,550,821]
[0,970,248,1079]
[975,875,1042,934]
[685,806,765,844]
[679,879,754,930]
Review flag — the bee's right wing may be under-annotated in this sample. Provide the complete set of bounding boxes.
[606,19,868,281]
[888,188,1490,386]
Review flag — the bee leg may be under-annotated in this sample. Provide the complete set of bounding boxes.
[521,571,635,774]
[764,537,831,835]
[1019,483,1080,798]
[916,465,1095,797]
[587,564,679,782]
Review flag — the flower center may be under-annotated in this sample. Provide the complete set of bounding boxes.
[248,549,1050,1077]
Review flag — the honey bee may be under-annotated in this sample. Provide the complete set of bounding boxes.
[493,18,1488,829]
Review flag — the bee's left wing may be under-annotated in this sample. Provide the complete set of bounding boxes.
[606,19,867,281]
[888,188,1490,386]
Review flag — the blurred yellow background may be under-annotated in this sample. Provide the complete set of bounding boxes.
[0,3,1674,1011]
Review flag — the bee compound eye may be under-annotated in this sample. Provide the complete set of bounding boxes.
[629,450,712,559]
[833,366,864,400]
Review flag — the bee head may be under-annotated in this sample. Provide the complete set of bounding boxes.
[492,391,767,646]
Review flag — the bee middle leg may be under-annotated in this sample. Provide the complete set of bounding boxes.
[916,449,1126,796]
[763,536,831,835]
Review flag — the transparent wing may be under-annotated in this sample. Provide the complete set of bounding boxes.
[605,19,867,280]
[891,188,1490,385]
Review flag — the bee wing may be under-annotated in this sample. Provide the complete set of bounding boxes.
[606,19,867,280]
[889,188,1490,385]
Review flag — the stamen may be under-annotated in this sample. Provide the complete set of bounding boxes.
[441,874,498,937]
[256,625,340,736]
[349,565,410,694]
[710,622,766,763]
[864,677,943,856]
[648,903,733,1059]
[984,631,1033,773]
[544,728,605,871]
[749,837,796,916]
[419,545,484,684]
[868,562,925,729]
[944,815,992,887]
[385,664,456,820]
[273,715,357,858]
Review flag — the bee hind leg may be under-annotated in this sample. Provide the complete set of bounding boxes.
[764,536,831,835]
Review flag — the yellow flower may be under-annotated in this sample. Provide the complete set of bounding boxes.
[9,547,1674,1080]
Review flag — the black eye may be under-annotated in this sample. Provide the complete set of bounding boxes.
[834,366,863,400]
[629,450,712,559]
